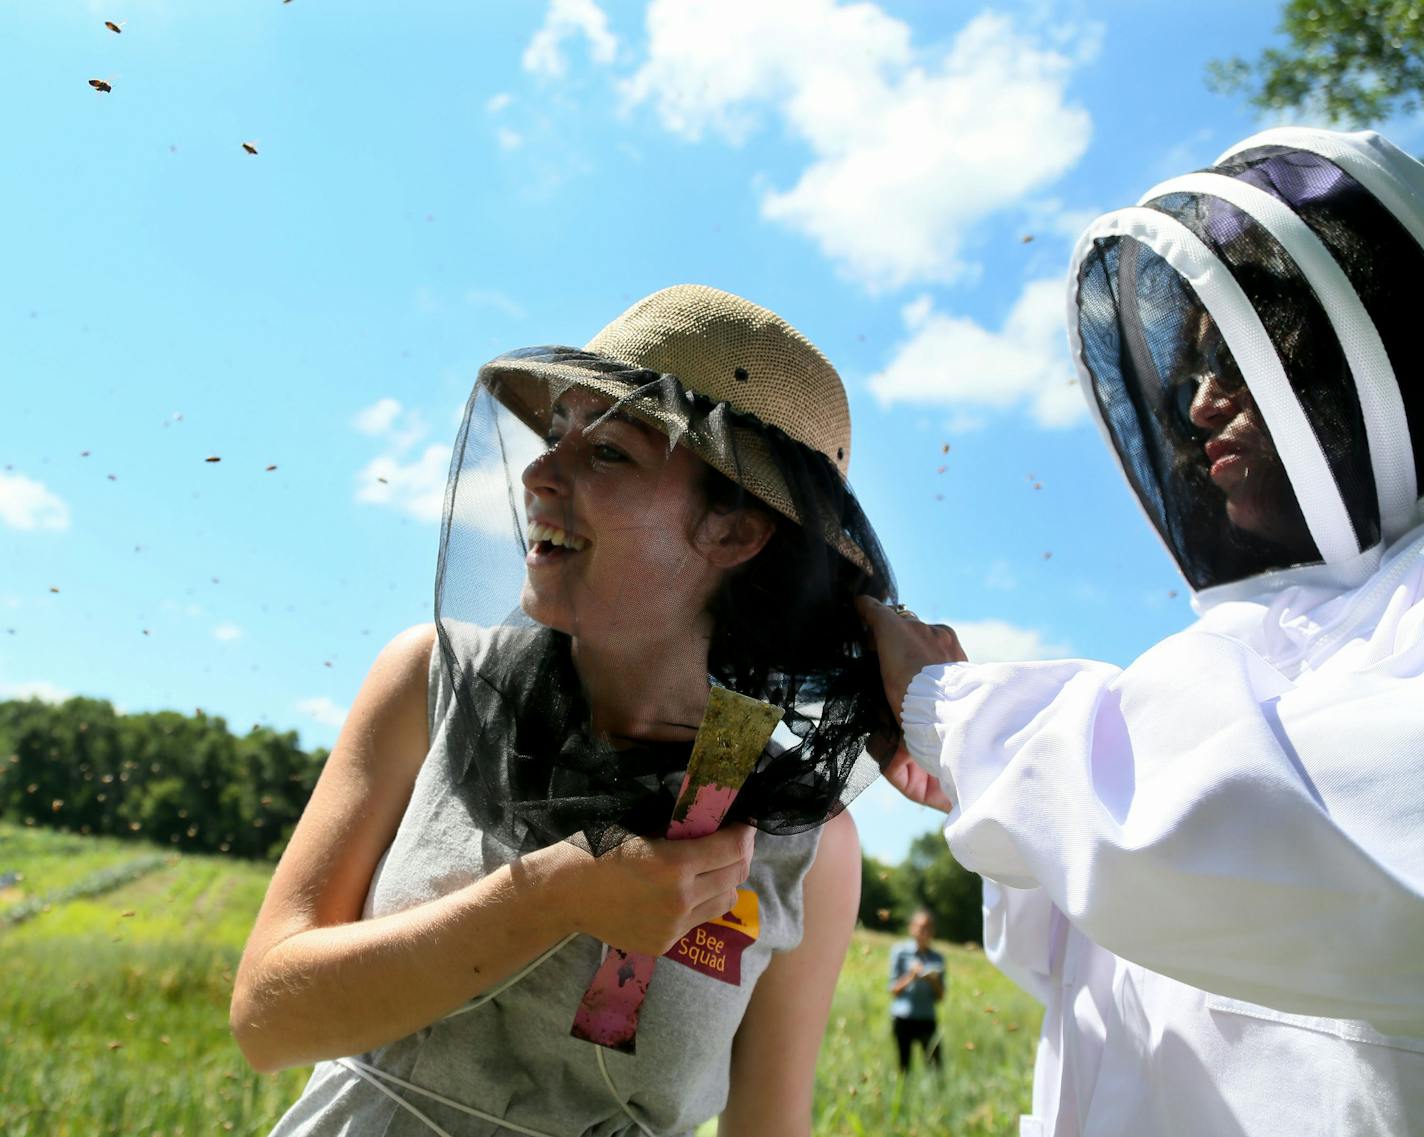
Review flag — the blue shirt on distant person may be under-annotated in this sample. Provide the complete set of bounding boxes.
[889,938,944,1021]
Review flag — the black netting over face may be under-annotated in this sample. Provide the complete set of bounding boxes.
[1213,145,1424,503]
[1145,189,1380,558]
[1075,235,1326,590]
[433,361,898,857]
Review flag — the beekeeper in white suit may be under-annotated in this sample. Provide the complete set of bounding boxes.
[857,127,1424,1136]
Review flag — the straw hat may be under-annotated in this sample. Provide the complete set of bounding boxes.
[479,284,867,567]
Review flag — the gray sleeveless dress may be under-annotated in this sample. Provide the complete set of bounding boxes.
[265,623,823,1137]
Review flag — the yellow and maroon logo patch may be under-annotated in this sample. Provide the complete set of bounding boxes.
[664,887,760,985]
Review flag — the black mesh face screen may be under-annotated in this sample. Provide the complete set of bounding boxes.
[434,367,899,857]
[1216,146,1424,504]
[1145,189,1380,557]
[1073,130,1424,593]
[1075,236,1323,590]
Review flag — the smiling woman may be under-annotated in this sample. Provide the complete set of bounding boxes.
[230,285,899,1137]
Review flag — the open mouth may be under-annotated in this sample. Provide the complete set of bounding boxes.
[527,520,590,564]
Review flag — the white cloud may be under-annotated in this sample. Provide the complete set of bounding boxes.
[352,392,525,533]
[353,395,449,522]
[948,618,1070,663]
[1,680,73,703]
[486,92,514,114]
[497,128,524,151]
[352,398,403,436]
[867,278,1086,429]
[356,443,453,524]
[213,623,243,643]
[0,472,70,531]
[354,397,430,453]
[296,696,348,729]
[523,0,619,78]
[623,4,1093,290]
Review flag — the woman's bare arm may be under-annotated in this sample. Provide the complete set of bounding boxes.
[718,809,861,1137]
[230,625,755,1073]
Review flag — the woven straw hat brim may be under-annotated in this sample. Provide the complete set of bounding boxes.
[479,350,873,574]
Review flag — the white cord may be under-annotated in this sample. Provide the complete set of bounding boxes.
[336,1058,458,1137]
[337,933,662,1137]
[595,1046,658,1137]
[443,932,579,1020]
[339,1057,563,1137]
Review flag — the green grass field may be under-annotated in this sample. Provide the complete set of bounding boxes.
[0,823,1039,1136]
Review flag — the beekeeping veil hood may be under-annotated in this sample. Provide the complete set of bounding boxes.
[1069,128,1424,606]
[433,285,897,857]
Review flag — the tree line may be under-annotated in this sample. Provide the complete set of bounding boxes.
[0,696,325,861]
[859,831,984,945]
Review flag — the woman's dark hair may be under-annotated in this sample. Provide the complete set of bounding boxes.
[688,422,901,834]
[697,462,886,690]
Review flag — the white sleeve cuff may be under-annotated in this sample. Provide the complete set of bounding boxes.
[899,662,978,806]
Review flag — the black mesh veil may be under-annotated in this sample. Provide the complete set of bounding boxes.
[433,350,898,857]
[1069,128,1424,597]
[1075,230,1330,590]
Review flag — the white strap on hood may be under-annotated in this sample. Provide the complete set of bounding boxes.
[1067,205,1363,573]
[1140,171,1416,540]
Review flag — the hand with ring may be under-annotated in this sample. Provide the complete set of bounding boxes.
[853,596,965,813]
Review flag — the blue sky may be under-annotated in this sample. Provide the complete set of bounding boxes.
[3,1,1405,861]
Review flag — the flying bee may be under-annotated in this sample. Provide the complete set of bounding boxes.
[89,78,113,93]
[241,141,259,155]
[104,20,125,33]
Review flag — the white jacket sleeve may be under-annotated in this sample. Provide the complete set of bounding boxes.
[900,629,1424,1034]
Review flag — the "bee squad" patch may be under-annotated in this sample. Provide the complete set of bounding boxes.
[664,887,760,985]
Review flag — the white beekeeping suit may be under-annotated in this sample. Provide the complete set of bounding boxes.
[903,128,1424,1137]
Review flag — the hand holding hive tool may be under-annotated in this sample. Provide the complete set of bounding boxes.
[569,686,783,1052]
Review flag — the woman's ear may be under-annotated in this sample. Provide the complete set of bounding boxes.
[695,505,775,569]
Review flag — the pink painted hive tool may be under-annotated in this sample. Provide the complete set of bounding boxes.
[569,686,782,1052]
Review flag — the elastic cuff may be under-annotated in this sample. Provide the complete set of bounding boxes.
[899,663,975,790]
[901,662,977,727]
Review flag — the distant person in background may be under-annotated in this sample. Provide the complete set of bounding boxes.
[887,909,944,1074]
[858,127,1424,1136]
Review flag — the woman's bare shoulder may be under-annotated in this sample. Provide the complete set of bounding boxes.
[369,623,438,692]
